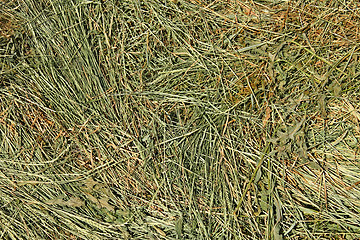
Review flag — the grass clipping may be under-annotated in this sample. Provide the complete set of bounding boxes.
[1,0,360,239]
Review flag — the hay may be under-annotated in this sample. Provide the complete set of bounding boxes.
[1,0,360,239]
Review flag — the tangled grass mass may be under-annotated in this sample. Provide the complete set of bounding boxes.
[1,0,360,239]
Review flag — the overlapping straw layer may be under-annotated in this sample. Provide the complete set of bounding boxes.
[1,0,360,239]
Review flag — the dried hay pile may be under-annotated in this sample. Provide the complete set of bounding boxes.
[1,0,360,239]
